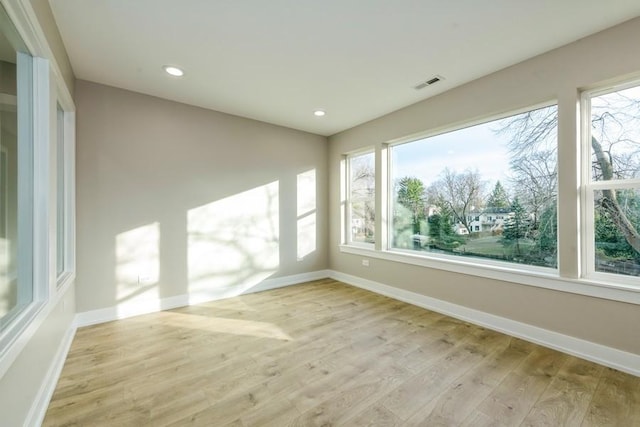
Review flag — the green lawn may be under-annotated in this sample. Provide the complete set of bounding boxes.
[455,235,535,257]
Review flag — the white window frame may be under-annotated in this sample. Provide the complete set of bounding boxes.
[340,98,640,305]
[384,102,559,274]
[581,79,640,288]
[345,149,376,248]
[55,99,75,289]
[0,0,77,380]
[0,53,51,378]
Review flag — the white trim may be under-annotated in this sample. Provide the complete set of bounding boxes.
[55,105,75,289]
[1,0,74,109]
[328,270,640,377]
[588,179,640,190]
[32,56,49,302]
[0,53,51,379]
[75,270,332,327]
[24,321,76,427]
[339,245,640,304]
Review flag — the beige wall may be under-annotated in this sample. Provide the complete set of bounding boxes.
[329,17,640,355]
[75,80,328,313]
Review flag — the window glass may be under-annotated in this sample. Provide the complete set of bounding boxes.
[56,103,65,278]
[593,188,640,276]
[591,86,640,181]
[390,105,558,268]
[589,84,640,277]
[348,152,375,244]
[0,6,33,330]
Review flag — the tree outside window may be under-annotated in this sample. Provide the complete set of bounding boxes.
[390,105,558,268]
[348,152,375,244]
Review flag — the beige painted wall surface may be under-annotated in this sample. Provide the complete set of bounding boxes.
[329,17,640,355]
[75,80,328,313]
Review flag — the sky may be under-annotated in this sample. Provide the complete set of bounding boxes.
[591,84,640,181]
[390,82,640,197]
[391,115,518,193]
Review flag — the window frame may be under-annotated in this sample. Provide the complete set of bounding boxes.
[340,97,640,305]
[0,0,77,381]
[581,79,640,287]
[384,101,559,274]
[55,100,75,289]
[0,52,51,376]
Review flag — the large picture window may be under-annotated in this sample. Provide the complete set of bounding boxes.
[389,105,558,269]
[347,151,375,245]
[585,83,640,278]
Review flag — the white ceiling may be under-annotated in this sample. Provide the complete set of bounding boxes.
[49,0,640,136]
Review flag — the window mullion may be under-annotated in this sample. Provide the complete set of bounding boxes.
[31,56,49,301]
[375,144,387,251]
[557,89,581,279]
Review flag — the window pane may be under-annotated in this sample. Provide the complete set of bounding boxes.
[594,188,640,276]
[390,105,558,268]
[349,152,375,244]
[0,10,33,330]
[56,103,64,277]
[591,84,640,181]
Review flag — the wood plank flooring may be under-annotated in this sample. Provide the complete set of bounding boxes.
[43,279,640,426]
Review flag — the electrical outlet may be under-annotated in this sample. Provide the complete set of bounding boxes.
[362,259,370,267]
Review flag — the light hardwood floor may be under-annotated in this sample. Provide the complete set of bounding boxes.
[44,279,640,426]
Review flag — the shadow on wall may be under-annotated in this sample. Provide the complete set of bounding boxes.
[112,172,318,316]
[187,181,280,304]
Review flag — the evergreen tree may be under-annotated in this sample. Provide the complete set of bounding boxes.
[397,177,426,234]
[428,209,461,249]
[537,202,557,254]
[502,197,528,255]
[486,180,510,209]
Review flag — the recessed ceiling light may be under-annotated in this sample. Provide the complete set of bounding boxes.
[314,110,326,117]
[163,65,184,77]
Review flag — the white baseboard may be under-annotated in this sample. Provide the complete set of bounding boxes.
[75,270,331,327]
[328,270,640,377]
[25,321,77,427]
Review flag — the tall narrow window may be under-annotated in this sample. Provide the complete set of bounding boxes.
[586,82,640,279]
[0,5,34,331]
[56,103,65,278]
[389,105,558,269]
[347,151,375,245]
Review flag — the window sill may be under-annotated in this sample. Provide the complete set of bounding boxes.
[0,272,75,380]
[339,245,640,305]
[56,271,75,292]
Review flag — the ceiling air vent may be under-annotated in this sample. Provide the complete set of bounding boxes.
[414,75,444,90]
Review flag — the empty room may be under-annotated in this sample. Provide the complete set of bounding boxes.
[1,0,640,425]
